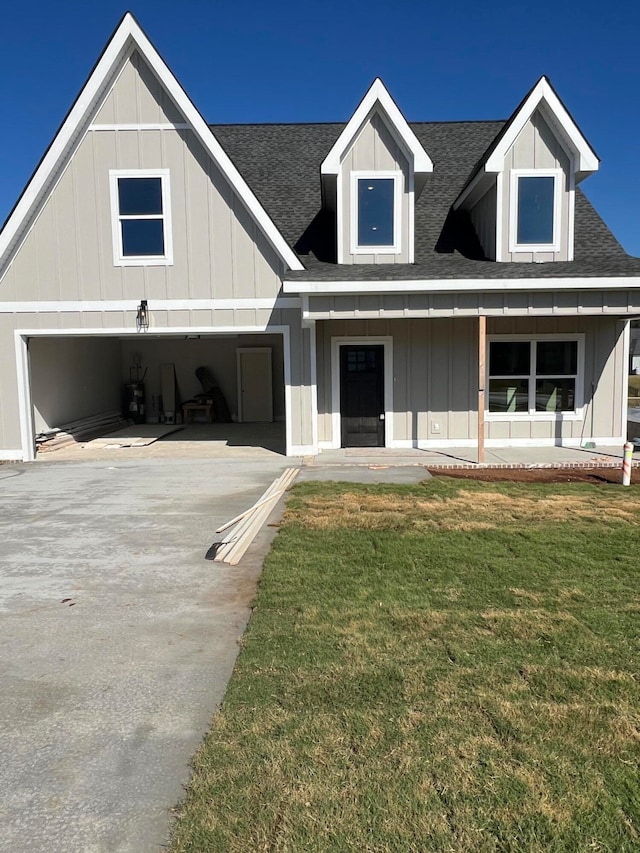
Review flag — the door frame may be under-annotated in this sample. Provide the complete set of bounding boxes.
[330,336,393,449]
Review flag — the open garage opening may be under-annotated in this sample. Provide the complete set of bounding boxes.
[27,331,286,457]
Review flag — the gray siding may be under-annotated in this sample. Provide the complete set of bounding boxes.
[340,111,411,264]
[315,316,626,447]
[469,183,497,260]
[499,110,572,263]
[0,51,285,302]
[306,290,640,319]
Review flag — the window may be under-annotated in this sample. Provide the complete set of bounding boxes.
[488,338,580,416]
[109,170,173,265]
[509,169,561,253]
[350,171,401,254]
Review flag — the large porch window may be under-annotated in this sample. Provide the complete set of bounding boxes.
[488,337,580,415]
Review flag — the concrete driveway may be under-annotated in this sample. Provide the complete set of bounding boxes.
[0,457,292,853]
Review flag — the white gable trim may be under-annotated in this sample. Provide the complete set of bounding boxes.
[320,79,433,177]
[485,77,599,175]
[0,13,303,274]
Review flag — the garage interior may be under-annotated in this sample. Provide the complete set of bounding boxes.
[28,333,286,455]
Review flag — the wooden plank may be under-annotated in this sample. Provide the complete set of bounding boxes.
[478,315,486,464]
[214,468,299,564]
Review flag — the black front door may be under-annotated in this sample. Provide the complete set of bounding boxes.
[340,345,385,447]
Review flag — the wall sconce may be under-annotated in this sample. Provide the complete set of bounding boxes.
[136,300,149,332]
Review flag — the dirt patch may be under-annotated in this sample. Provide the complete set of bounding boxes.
[286,487,640,531]
[428,466,629,484]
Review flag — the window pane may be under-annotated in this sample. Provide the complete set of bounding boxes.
[118,177,163,215]
[358,178,394,246]
[488,379,529,412]
[535,379,575,412]
[121,219,165,256]
[517,176,554,244]
[489,341,530,376]
[536,341,577,375]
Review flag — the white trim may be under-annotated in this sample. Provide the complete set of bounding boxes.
[283,277,640,295]
[288,445,317,456]
[567,171,576,263]
[349,171,402,255]
[486,333,585,419]
[392,436,625,449]
[0,13,303,275]
[495,171,504,260]
[309,320,319,454]
[0,450,24,461]
[484,77,599,175]
[621,319,631,440]
[14,333,35,462]
[13,324,298,460]
[109,169,173,266]
[508,169,562,254]
[320,79,433,177]
[89,122,190,131]
[330,336,393,450]
[0,297,302,313]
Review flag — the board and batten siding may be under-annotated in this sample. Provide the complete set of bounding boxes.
[315,316,626,447]
[499,109,572,263]
[340,111,411,264]
[468,183,497,260]
[0,50,286,303]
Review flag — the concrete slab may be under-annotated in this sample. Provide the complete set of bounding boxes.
[309,443,634,469]
[299,465,432,484]
[0,458,291,853]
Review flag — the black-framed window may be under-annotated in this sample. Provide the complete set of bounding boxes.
[488,339,578,414]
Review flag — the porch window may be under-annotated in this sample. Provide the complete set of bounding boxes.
[488,338,579,414]
[109,170,173,265]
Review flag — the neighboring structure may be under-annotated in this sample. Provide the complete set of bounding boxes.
[1,12,639,461]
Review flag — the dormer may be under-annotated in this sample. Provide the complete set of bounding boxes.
[320,79,433,264]
[453,77,599,263]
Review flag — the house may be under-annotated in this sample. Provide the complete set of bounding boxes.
[1,12,639,462]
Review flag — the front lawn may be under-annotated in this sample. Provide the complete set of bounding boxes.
[170,478,640,852]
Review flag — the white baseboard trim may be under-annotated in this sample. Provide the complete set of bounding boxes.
[385,436,626,450]
[0,449,24,461]
[288,444,317,456]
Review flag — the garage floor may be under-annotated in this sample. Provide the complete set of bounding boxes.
[0,457,291,853]
[36,422,286,461]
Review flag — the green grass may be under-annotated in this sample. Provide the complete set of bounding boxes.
[170,478,640,852]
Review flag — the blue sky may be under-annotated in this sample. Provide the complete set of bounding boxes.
[1,0,639,255]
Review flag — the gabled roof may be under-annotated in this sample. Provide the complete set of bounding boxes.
[0,11,304,274]
[454,76,599,210]
[320,78,433,178]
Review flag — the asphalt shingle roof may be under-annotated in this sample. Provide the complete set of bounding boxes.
[210,120,640,281]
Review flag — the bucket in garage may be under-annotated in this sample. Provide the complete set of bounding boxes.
[123,383,146,424]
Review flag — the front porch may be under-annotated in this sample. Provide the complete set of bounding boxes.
[305,442,636,469]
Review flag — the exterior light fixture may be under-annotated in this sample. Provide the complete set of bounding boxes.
[136,299,149,332]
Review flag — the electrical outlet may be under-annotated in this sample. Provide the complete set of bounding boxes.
[431,421,440,434]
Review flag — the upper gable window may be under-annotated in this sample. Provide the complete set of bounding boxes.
[350,171,401,254]
[109,169,173,266]
[509,169,561,253]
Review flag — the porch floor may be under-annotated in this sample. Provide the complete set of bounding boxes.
[307,443,636,469]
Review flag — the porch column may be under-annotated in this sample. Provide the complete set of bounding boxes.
[478,315,486,463]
